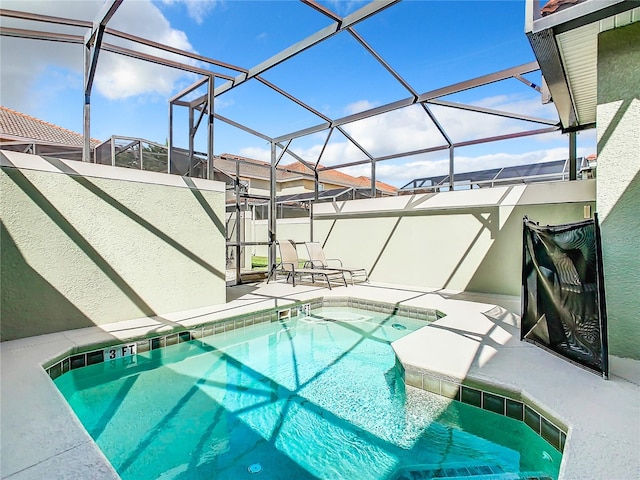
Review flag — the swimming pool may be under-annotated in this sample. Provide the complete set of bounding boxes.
[54,307,561,479]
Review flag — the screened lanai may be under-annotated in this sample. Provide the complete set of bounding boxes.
[0,0,608,283]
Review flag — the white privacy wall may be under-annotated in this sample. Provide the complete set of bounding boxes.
[595,22,640,360]
[312,181,596,297]
[1,151,227,341]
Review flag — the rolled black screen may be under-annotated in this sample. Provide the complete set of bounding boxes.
[521,216,608,377]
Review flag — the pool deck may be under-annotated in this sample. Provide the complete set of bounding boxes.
[1,281,638,479]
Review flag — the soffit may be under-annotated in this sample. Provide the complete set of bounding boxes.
[533,2,640,129]
[555,7,639,125]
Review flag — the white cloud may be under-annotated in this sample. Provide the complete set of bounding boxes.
[160,0,220,24]
[0,1,101,111]
[184,0,219,25]
[93,0,197,100]
[0,0,199,107]
[339,145,594,187]
[231,93,594,187]
[344,99,377,115]
[238,146,271,162]
[324,0,365,17]
[232,94,576,187]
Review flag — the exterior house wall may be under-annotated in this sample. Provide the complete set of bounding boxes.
[596,22,640,360]
[1,151,227,341]
[312,181,596,297]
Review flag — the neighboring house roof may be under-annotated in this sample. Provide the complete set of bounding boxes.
[282,161,398,194]
[0,106,101,147]
[541,0,586,17]
[217,154,302,182]
[216,154,396,193]
[0,107,396,193]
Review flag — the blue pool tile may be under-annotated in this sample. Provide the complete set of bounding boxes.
[461,386,482,408]
[483,392,505,415]
[70,354,86,370]
[541,417,561,450]
[48,362,62,380]
[525,405,541,434]
[506,399,524,420]
[86,350,103,366]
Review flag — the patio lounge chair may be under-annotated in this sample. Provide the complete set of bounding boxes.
[305,242,369,285]
[268,240,347,289]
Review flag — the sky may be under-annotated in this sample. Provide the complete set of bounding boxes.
[0,0,596,187]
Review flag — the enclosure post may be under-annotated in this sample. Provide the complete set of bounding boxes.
[314,170,319,201]
[569,131,577,180]
[268,141,277,277]
[168,103,173,174]
[188,106,194,177]
[83,46,91,162]
[235,161,241,285]
[110,135,115,166]
[207,75,215,180]
[371,160,376,197]
[139,139,143,170]
[309,201,313,242]
[449,146,455,190]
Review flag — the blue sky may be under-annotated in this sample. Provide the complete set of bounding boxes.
[0,0,595,186]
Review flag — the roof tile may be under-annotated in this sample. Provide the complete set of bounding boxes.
[0,106,100,147]
[541,0,586,17]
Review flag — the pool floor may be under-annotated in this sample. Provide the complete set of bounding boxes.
[54,308,561,479]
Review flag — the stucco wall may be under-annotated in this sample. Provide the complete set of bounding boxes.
[312,181,596,297]
[596,22,640,359]
[1,151,227,341]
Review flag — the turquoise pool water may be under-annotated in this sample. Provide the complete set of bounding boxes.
[55,308,561,479]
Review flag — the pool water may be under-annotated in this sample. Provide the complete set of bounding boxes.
[55,308,561,479]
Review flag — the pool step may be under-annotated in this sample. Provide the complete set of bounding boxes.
[389,463,554,480]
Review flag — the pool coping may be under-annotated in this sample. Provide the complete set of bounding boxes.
[1,282,638,480]
[42,296,443,380]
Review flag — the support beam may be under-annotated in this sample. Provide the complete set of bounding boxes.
[449,147,455,190]
[215,0,399,96]
[371,160,376,196]
[515,73,542,93]
[420,103,453,147]
[336,126,374,160]
[315,128,334,167]
[188,106,194,177]
[235,161,241,285]
[269,142,277,275]
[300,0,342,23]
[0,26,82,44]
[207,77,215,180]
[427,98,558,125]
[348,27,418,98]
[105,27,247,73]
[276,139,293,167]
[0,8,91,27]
[102,43,227,78]
[569,131,577,181]
[213,113,273,143]
[84,0,123,95]
[417,61,540,102]
[316,125,559,172]
[83,0,123,162]
[255,76,332,123]
[168,103,174,173]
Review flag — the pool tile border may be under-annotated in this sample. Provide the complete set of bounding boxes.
[44,297,440,380]
[396,360,567,453]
